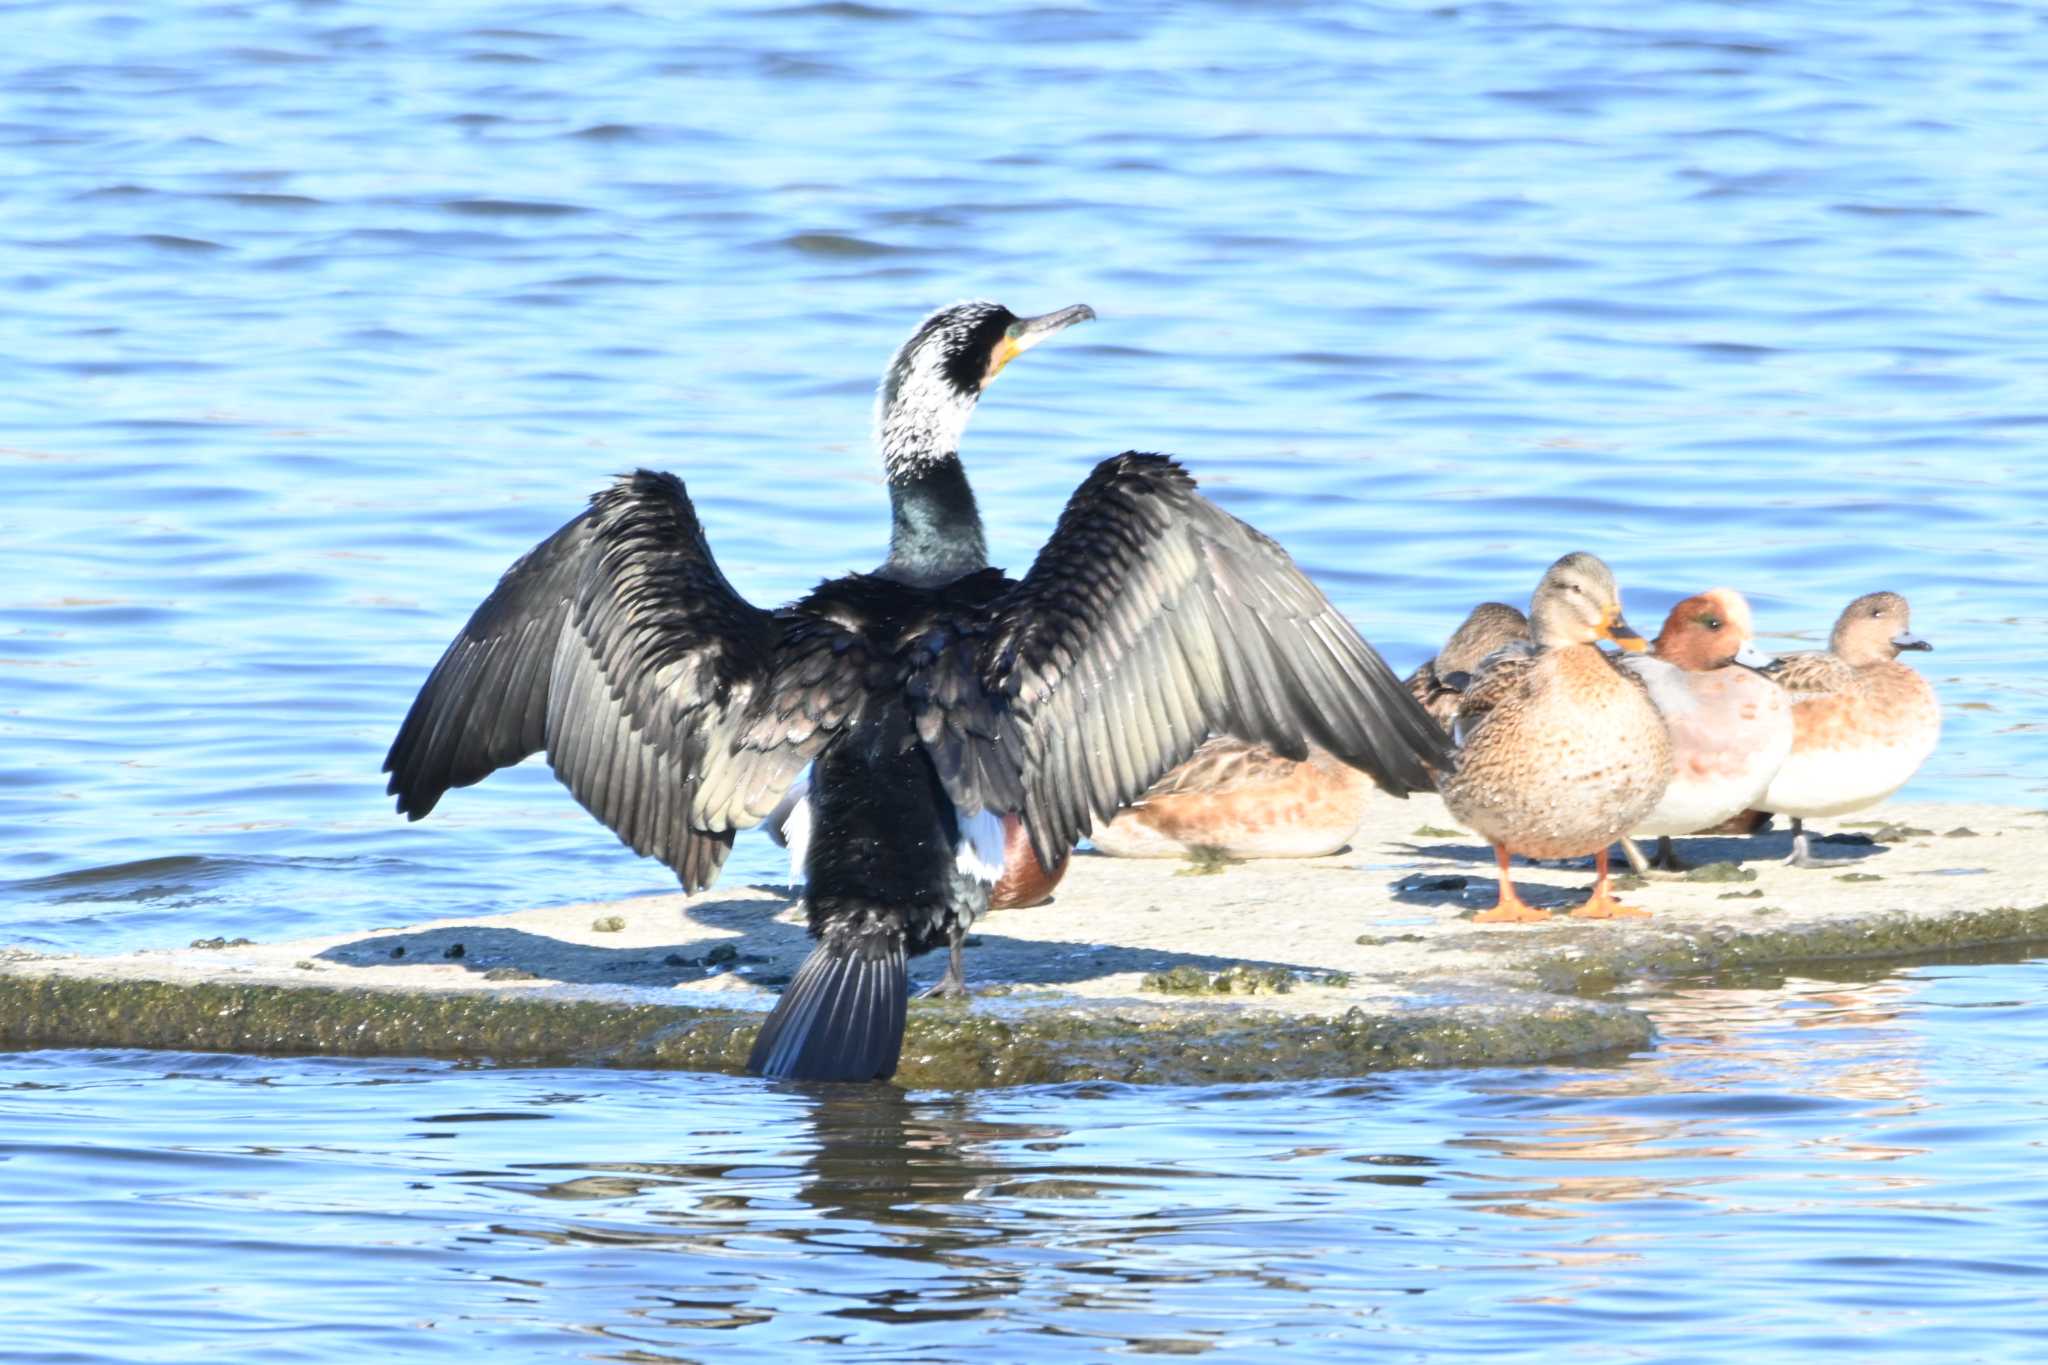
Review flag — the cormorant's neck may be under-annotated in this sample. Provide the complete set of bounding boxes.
[883,454,987,585]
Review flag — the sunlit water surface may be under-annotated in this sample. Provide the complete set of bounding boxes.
[4,0,2044,952]
[4,2,2047,1357]
[7,959,2048,1361]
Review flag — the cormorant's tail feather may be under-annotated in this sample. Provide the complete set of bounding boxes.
[746,933,907,1082]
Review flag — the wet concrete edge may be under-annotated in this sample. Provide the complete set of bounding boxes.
[0,972,1653,1090]
[1514,900,2048,996]
[0,900,2033,1087]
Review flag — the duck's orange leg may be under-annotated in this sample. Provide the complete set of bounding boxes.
[1473,845,1551,923]
[1572,847,1650,920]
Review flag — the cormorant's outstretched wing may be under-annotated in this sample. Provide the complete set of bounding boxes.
[384,471,869,892]
[909,452,1453,868]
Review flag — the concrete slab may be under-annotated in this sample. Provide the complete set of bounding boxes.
[3,797,2043,1088]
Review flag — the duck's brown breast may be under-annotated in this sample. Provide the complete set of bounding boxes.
[1441,647,1671,858]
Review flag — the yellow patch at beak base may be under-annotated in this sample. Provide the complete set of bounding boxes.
[986,335,1023,382]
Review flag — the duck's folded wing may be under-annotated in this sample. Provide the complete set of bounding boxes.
[1404,656,1463,722]
[383,470,868,892]
[1768,650,1854,699]
[1136,735,1303,801]
[1445,640,1539,749]
[908,452,1453,869]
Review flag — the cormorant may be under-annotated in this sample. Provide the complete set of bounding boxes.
[383,300,1452,1082]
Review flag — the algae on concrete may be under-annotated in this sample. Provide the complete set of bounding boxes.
[1682,862,1756,884]
[1143,964,1295,995]
[0,973,1652,1090]
[1174,846,1243,877]
[1518,901,2048,997]
[1141,965,1356,996]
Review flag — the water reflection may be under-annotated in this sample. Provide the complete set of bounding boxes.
[1449,973,1939,1231]
[483,1087,1108,1340]
[444,970,1993,1344]
[3,957,2046,1356]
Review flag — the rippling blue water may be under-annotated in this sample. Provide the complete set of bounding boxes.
[4,0,2042,952]
[4,4,2046,1355]
[7,957,2048,1361]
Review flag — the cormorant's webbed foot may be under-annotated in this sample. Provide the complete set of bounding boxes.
[919,971,970,1001]
[918,932,971,1000]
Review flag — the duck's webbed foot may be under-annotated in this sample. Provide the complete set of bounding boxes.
[1473,845,1552,924]
[1784,819,1833,869]
[1571,847,1650,920]
[1573,884,1650,920]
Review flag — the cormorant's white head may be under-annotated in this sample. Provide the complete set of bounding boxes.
[876,299,1094,480]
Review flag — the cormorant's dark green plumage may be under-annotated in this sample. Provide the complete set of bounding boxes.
[383,300,1451,1082]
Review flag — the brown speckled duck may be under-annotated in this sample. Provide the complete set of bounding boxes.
[1760,591,1939,867]
[1088,735,1370,859]
[1403,601,1531,727]
[1439,553,1671,922]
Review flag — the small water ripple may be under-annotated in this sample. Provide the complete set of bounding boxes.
[6,960,2047,1357]
[0,14,2044,1345]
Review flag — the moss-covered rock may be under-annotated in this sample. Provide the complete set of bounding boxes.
[0,974,1652,1090]
[1682,862,1757,884]
[1521,903,2048,996]
[1174,846,1243,877]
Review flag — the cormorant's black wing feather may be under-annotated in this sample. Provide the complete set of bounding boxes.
[911,453,1454,868]
[383,470,868,892]
[383,508,591,819]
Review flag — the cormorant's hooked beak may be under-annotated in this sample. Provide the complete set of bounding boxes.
[1892,630,1932,652]
[1598,608,1648,653]
[987,303,1095,381]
